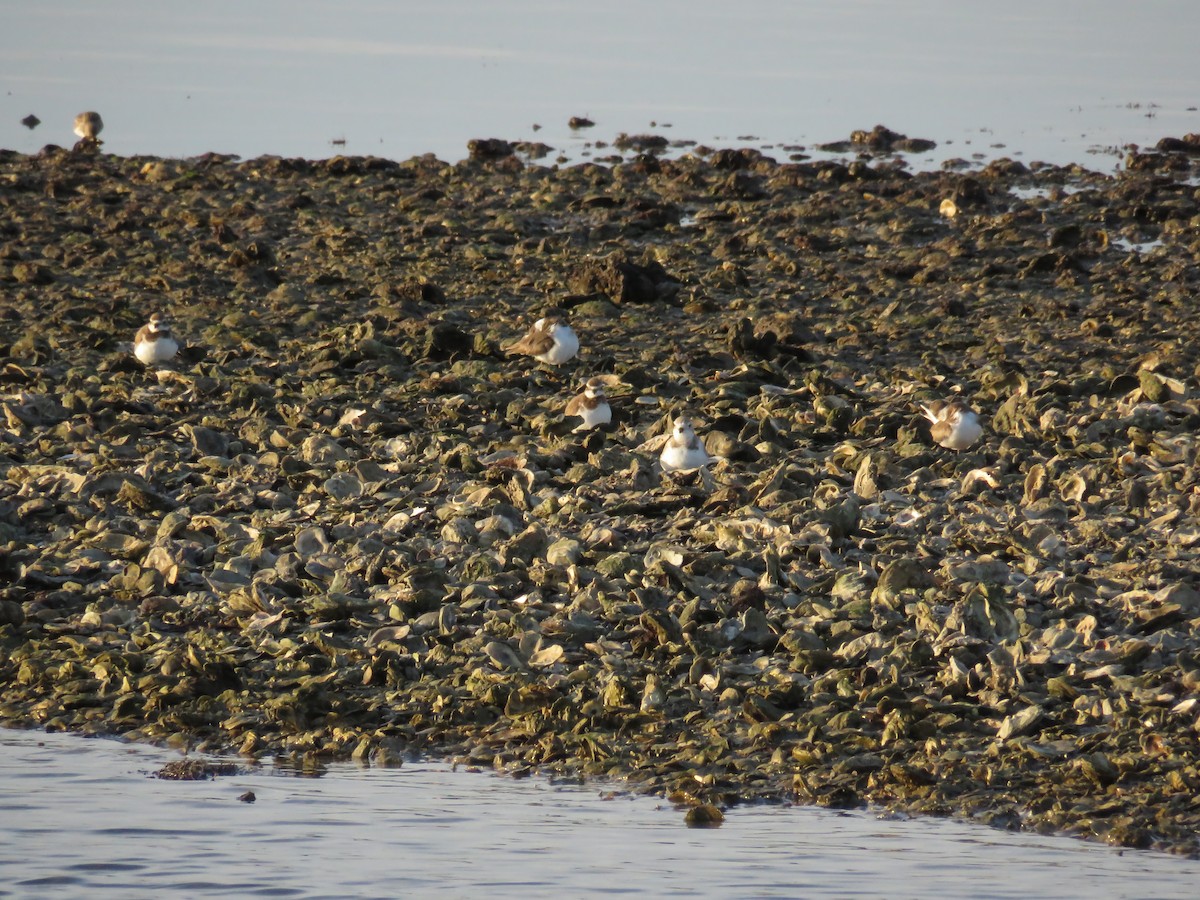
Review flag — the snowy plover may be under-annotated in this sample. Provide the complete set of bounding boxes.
[564,377,612,431]
[659,416,712,472]
[506,316,579,365]
[73,111,104,143]
[640,673,665,713]
[921,399,982,450]
[133,313,180,366]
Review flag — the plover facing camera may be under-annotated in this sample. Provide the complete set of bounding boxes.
[564,377,612,431]
[133,313,180,366]
[659,416,712,473]
[73,111,104,143]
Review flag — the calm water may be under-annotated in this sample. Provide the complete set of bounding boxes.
[1,1,1198,168]
[2,728,1199,900]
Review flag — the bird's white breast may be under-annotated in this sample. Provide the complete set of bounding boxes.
[537,324,579,364]
[135,335,179,365]
[577,399,611,429]
[661,439,709,473]
[942,412,982,450]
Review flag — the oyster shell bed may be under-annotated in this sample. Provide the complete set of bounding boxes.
[3,134,1200,853]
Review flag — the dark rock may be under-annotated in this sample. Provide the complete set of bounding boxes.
[613,133,669,153]
[467,138,514,160]
[568,254,680,304]
[423,323,473,360]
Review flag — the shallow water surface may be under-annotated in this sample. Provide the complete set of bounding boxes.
[2,728,1199,900]
[2,0,1198,167]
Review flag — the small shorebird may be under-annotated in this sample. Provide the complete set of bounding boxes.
[921,399,982,450]
[640,673,665,714]
[659,416,712,473]
[506,316,579,365]
[73,111,104,144]
[564,377,612,431]
[133,313,180,366]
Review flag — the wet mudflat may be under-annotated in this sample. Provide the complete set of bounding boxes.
[2,131,1200,858]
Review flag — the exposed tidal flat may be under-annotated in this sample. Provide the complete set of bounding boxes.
[2,131,1200,858]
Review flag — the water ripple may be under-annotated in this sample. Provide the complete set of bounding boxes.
[3,727,1200,900]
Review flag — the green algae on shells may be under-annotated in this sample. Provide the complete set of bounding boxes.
[2,135,1200,856]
